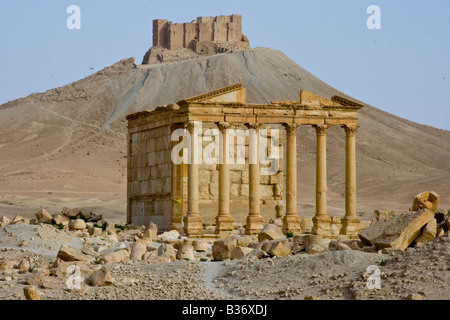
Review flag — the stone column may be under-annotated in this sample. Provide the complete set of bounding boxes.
[215,122,234,237]
[245,123,264,235]
[340,124,360,236]
[312,124,332,236]
[282,123,302,234]
[183,122,203,238]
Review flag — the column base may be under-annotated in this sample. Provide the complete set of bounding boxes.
[282,214,302,235]
[312,215,332,236]
[340,216,361,236]
[215,214,234,237]
[245,214,264,235]
[183,213,203,238]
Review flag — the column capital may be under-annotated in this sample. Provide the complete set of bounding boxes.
[245,122,260,130]
[283,122,298,135]
[216,121,231,132]
[185,122,196,132]
[314,124,330,136]
[342,124,359,137]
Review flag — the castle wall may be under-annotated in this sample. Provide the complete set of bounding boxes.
[198,22,213,43]
[184,23,198,51]
[168,23,184,50]
[152,19,169,47]
[152,14,245,51]
[213,22,228,42]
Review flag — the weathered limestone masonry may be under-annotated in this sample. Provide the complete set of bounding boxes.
[153,14,248,52]
[143,14,250,64]
[126,84,364,239]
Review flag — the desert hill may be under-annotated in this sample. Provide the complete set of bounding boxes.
[0,48,449,222]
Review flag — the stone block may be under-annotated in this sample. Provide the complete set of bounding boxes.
[66,208,81,219]
[372,210,404,223]
[143,222,158,239]
[100,249,130,264]
[360,209,434,250]
[69,219,86,231]
[259,185,274,199]
[159,229,180,242]
[230,171,241,183]
[209,182,218,197]
[148,152,156,166]
[414,218,437,247]
[147,138,156,153]
[260,175,270,184]
[230,246,254,260]
[88,267,114,287]
[305,235,325,254]
[57,245,92,262]
[193,240,207,252]
[270,172,283,185]
[411,191,440,212]
[329,240,352,251]
[212,238,237,261]
[198,169,211,184]
[157,243,176,262]
[139,153,148,168]
[292,235,308,253]
[156,150,166,164]
[52,213,69,226]
[23,287,40,300]
[176,240,195,261]
[242,170,249,184]
[131,239,148,261]
[266,239,291,257]
[233,235,255,247]
[199,183,210,199]
[240,184,249,197]
[258,224,285,242]
[230,184,240,197]
[0,216,10,225]
[35,209,52,223]
[330,216,342,235]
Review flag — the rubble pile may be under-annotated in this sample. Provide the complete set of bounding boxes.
[0,191,448,300]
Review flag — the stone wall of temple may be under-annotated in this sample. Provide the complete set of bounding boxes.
[127,122,284,231]
[128,125,173,230]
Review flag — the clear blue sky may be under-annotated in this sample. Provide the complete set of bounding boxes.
[1,0,449,130]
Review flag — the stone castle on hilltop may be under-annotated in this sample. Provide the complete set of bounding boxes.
[142,14,250,64]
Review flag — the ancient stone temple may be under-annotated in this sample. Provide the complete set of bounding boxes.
[126,84,364,238]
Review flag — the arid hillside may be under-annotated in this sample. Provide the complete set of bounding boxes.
[0,48,449,222]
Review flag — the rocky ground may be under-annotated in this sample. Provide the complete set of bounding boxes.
[0,204,448,301]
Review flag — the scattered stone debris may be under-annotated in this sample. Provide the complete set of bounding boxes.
[0,193,448,300]
[359,191,448,251]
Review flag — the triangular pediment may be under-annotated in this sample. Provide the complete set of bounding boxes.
[182,83,246,104]
[300,90,343,107]
[299,90,364,109]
